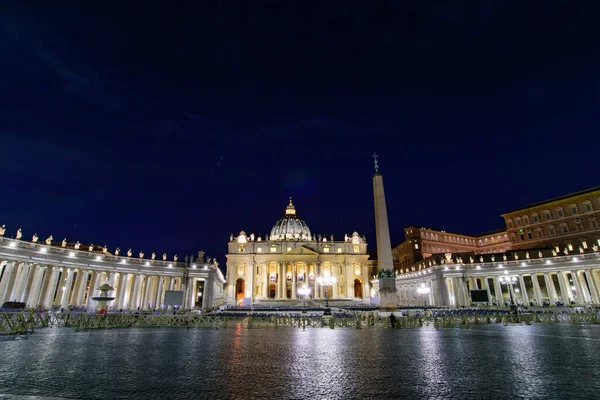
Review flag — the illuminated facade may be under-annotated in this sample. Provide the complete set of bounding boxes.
[0,235,225,311]
[225,199,371,304]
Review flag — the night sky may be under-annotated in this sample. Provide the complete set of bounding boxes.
[1,1,598,267]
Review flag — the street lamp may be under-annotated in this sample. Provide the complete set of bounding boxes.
[499,275,518,312]
[297,285,311,313]
[416,283,431,307]
[317,275,336,316]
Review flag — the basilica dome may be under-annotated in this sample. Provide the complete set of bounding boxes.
[269,199,312,241]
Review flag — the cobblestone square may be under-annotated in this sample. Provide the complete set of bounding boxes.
[1,325,599,399]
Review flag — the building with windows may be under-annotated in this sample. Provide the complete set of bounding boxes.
[384,187,600,307]
[392,187,600,274]
[225,199,371,305]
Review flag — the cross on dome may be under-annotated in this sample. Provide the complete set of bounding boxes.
[286,197,296,215]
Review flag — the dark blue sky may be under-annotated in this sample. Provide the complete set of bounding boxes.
[1,1,598,264]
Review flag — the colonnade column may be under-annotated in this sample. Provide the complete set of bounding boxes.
[543,273,556,303]
[556,272,571,303]
[574,271,590,303]
[60,268,75,308]
[26,266,46,308]
[76,270,89,306]
[129,275,141,310]
[570,271,585,304]
[585,270,599,303]
[483,278,492,305]
[518,275,529,305]
[0,262,18,304]
[142,275,153,310]
[12,263,31,303]
[531,274,543,305]
[155,276,164,309]
[43,267,59,308]
[493,277,503,305]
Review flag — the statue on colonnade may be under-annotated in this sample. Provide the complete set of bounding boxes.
[45,235,53,245]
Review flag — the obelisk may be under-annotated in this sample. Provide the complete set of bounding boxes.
[372,154,398,308]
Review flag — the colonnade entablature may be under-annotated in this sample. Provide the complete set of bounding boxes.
[0,236,222,278]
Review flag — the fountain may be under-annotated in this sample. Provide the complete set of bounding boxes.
[91,283,115,313]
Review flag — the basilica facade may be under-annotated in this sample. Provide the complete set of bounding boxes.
[225,199,371,304]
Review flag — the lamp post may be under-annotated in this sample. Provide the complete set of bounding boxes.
[499,274,518,313]
[297,284,311,313]
[317,275,336,316]
[416,282,431,307]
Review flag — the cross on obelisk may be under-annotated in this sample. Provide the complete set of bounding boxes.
[372,153,379,173]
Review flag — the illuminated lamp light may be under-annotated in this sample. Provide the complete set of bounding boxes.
[8,242,17,248]
[40,247,47,253]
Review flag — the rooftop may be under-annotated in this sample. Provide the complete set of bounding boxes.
[502,186,600,215]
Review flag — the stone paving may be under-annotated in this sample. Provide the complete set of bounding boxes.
[1,324,599,399]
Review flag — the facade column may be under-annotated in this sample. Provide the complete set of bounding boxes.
[43,267,59,308]
[543,273,557,303]
[0,262,17,304]
[26,266,46,308]
[518,275,529,306]
[291,263,297,299]
[37,266,53,308]
[584,270,599,303]
[576,271,591,303]
[60,268,75,308]
[493,276,504,305]
[169,277,175,290]
[86,272,100,311]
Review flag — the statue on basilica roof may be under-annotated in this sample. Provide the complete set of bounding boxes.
[74,241,81,250]
[45,235,53,245]
[62,238,67,248]
[127,249,132,257]
[16,228,22,240]
[197,250,205,262]
[163,253,167,261]
[32,233,38,243]
[114,247,119,255]
[89,244,94,252]
[151,252,156,260]
[140,251,145,259]
[174,254,178,262]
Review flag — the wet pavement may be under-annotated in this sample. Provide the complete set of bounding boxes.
[1,324,599,399]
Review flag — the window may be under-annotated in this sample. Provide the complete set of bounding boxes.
[339,266,343,275]
[257,247,262,253]
[238,245,245,252]
[287,247,292,252]
[323,247,330,253]
[574,220,583,231]
[561,223,569,234]
[414,243,419,249]
[556,208,564,218]
[584,202,593,212]
[544,210,552,220]
[590,218,598,228]
[507,219,513,228]
[523,216,529,225]
[270,246,277,253]
[582,241,588,249]
[519,233,525,241]
[567,243,574,251]
[532,214,539,223]
[337,247,342,253]
[548,225,556,236]
[527,231,533,240]
[570,205,578,215]
[516,218,522,227]
[256,266,260,274]
[536,229,544,238]
[353,245,359,253]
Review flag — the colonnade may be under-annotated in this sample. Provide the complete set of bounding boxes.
[393,253,600,307]
[0,261,191,310]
